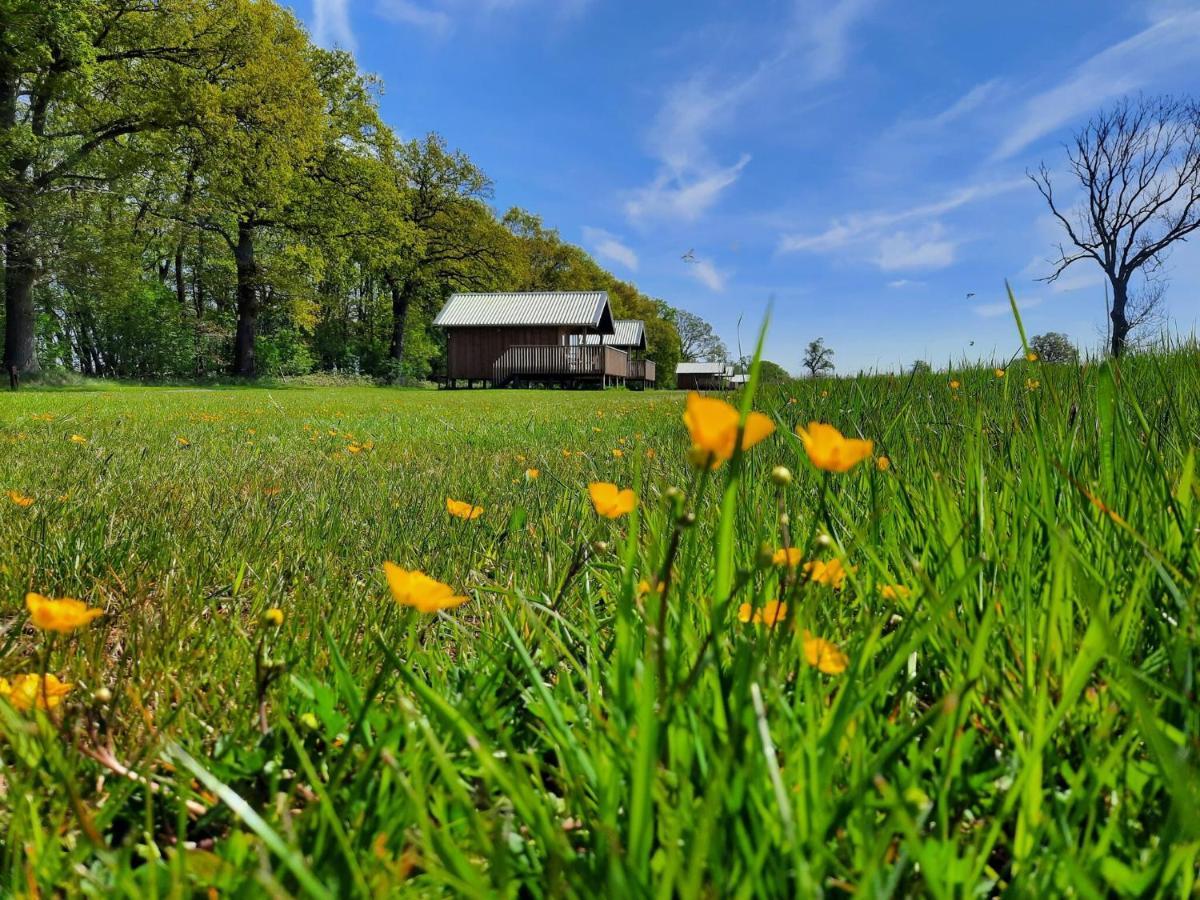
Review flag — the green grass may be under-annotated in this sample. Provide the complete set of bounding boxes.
[1,351,1199,896]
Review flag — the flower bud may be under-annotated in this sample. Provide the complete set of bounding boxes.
[93,686,113,705]
[678,512,697,528]
[816,533,833,548]
[770,465,793,486]
[592,540,610,554]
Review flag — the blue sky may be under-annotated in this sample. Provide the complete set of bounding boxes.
[302,0,1200,373]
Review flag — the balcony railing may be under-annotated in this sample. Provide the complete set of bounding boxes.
[493,344,628,384]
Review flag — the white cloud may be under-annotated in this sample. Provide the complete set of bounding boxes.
[788,0,879,82]
[877,224,957,271]
[582,227,639,272]
[778,179,1024,265]
[994,9,1200,160]
[973,296,1043,318]
[313,0,357,50]
[688,257,728,292]
[926,79,1002,128]
[887,279,925,289]
[625,155,751,224]
[375,0,592,34]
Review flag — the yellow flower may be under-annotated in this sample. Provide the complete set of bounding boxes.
[876,455,891,472]
[347,443,363,454]
[737,600,788,627]
[949,379,961,390]
[612,448,624,458]
[70,434,88,444]
[588,482,637,518]
[1026,352,1038,362]
[994,368,1005,379]
[561,449,572,458]
[645,448,656,460]
[772,547,803,568]
[820,389,829,398]
[446,498,484,520]
[0,673,73,711]
[1025,378,1040,391]
[383,562,469,613]
[26,592,103,633]
[31,413,54,422]
[176,436,190,447]
[525,468,540,480]
[263,608,285,627]
[796,422,873,473]
[802,559,850,589]
[880,584,911,600]
[7,490,34,508]
[683,392,775,469]
[802,631,848,675]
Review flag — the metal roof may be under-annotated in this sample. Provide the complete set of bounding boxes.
[676,361,732,375]
[581,319,646,349]
[433,292,614,332]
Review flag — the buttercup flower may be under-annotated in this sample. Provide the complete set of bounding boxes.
[881,584,912,600]
[525,468,540,480]
[612,448,624,458]
[803,559,850,589]
[70,434,88,444]
[796,422,873,473]
[446,498,484,520]
[383,562,469,613]
[7,490,34,508]
[588,482,637,518]
[683,393,775,469]
[994,369,1006,379]
[876,456,891,472]
[26,592,103,633]
[264,608,285,627]
[949,380,961,390]
[737,600,788,627]
[772,547,803,568]
[0,674,73,711]
[802,631,848,675]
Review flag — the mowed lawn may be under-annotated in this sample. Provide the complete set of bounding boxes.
[2,363,1199,896]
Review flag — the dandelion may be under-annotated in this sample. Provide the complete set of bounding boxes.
[876,455,891,472]
[796,422,873,473]
[7,490,34,508]
[683,392,775,469]
[881,584,912,600]
[994,368,1005,379]
[70,434,88,444]
[0,674,73,711]
[949,379,961,390]
[737,600,788,627]
[802,631,848,674]
[26,592,103,633]
[772,547,803,568]
[446,498,484,520]
[525,468,540,480]
[803,559,850,589]
[588,482,637,518]
[383,562,469,613]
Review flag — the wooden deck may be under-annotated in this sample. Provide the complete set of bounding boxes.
[492,344,629,388]
[628,358,656,386]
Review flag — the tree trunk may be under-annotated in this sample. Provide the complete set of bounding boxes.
[232,219,258,377]
[3,214,40,376]
[1110,278,1130,358]
[386,272,411,373]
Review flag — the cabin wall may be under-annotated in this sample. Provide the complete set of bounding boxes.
[446,326,569,380]
[677,373,729,391]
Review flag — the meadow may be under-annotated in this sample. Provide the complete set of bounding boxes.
[2,344,1199,896]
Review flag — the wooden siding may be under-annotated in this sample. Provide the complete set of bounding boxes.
[446,326,569,380]
[677,372,729,391]
[628,359,656,383]
[493,345,628,385]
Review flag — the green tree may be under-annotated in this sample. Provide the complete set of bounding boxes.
[1030,332,1078,363]
[802,338,835,377]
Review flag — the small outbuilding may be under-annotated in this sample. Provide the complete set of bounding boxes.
[434,291,647,388]
[676,361,732,391]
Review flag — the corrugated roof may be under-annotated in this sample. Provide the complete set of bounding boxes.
[677,361,731,375]
[582,319,646,348]
[433,292,614,331]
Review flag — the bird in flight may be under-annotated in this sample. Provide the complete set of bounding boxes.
[681,249,697,263]
[966,292,976,299]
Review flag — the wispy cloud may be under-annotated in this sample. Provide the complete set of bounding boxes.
[625,0,877,226]
[687,256,728,292]
[779,179,1024,268]
[887,279,925,289]
[582,227,639,272]
[375,0,593,35]
[313,0,356,50]
[994,9,1200,160]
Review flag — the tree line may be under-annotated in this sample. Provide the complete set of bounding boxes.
[1,0,692,384]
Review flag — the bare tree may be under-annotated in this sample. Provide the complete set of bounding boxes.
[1031,95,1200,357]
[802,337,834,377]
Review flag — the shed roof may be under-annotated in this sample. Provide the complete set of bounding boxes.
[676,361,732,376]
[433,291,614,332]
[581,319,646,349]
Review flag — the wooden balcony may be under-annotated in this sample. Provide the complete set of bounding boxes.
[628,358,656,383]
[493,344,629,387]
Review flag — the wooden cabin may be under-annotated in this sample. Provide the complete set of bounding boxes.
[676,361,732,391]
[434,291,639,388]
[582,319,656,389]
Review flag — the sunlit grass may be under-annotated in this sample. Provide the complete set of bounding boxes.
[2,349,1199,895]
